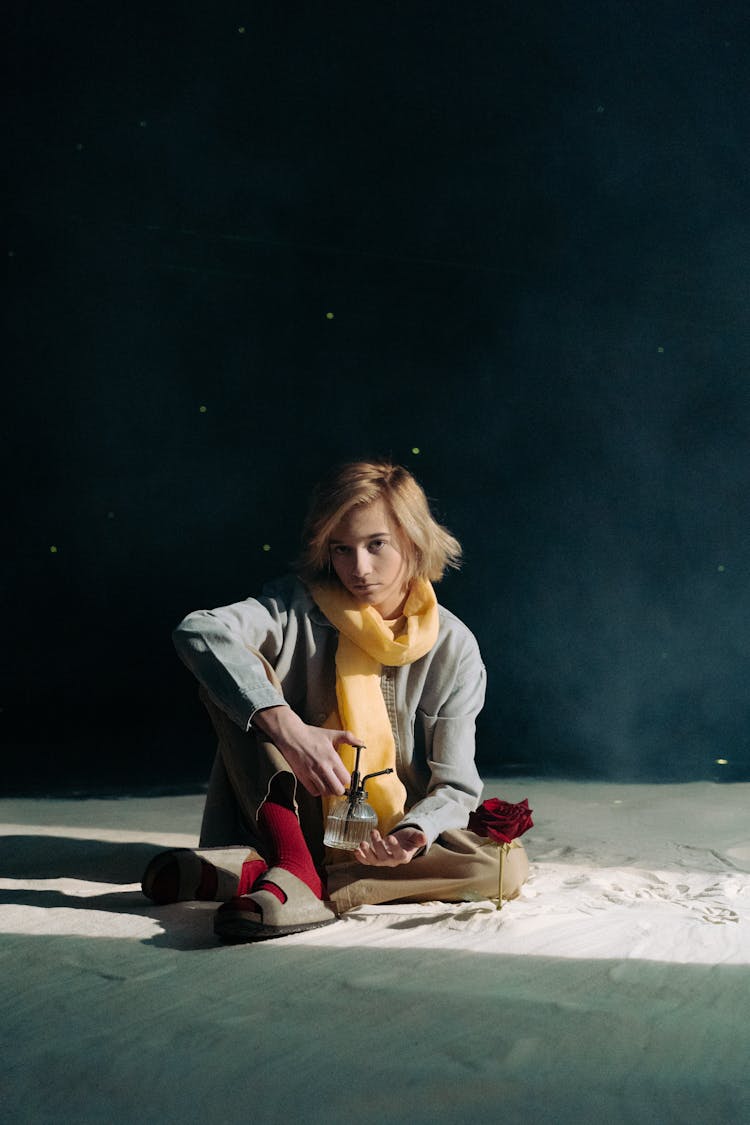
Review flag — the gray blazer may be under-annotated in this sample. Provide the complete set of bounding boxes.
[173,575,486,848]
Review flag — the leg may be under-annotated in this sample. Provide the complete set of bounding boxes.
[326,830,529,912]
[198,688,326,865]
[213,772,337,942]
[141,843,259,904]
[141,691,272,903]
[200,690,336,939]
[199,751,253,848]
[143,687,326,905]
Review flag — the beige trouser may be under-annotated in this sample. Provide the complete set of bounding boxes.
[199,689,529,912]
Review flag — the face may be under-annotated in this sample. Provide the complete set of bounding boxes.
[328,498,410,618]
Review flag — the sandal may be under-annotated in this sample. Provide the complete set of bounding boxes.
[141,846,255,904]
[213,866,338,943]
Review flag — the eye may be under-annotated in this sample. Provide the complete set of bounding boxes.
[331,544,350,556]
[369,539,386,552]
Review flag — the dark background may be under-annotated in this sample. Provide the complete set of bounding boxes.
[4,2,750,793]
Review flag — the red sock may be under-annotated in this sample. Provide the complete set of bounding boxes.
[237,857,269,897]
[256,799,325,903]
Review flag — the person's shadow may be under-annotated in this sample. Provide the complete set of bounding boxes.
[0,835,222,950]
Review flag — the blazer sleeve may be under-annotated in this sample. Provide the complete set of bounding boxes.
[394,631,486,849]
[172,587,293,731]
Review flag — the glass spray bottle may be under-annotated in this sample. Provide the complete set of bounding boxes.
[323,746,393,850]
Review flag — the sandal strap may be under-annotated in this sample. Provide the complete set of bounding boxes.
[250,867,337,926]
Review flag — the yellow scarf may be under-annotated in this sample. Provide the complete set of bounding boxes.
[310,578,439,834]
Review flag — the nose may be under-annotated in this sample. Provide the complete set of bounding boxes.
[352,547,371,579]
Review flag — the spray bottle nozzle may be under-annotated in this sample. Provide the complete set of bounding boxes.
[324,747,392,851]
[347,747,393,802]
[361,767,394,787]
[347,745,365,801]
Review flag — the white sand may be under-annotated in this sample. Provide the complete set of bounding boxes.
[2,780,749,1123]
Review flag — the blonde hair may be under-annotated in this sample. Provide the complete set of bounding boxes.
[296,461,462,586]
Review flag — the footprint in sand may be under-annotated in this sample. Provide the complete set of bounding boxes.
[697,904,739,925]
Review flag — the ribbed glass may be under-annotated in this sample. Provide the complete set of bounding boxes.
[323,795,378,850]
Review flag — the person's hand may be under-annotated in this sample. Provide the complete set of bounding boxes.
[354,827,428,867]
[252,706,359,797]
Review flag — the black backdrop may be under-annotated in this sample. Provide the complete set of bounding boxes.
[5,2,750,792]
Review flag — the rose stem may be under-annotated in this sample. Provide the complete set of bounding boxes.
[497,844,506,911]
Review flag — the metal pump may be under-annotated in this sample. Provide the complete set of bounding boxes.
[323,746,393,850]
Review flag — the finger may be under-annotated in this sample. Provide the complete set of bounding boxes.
[334,760,351,789]
[355,830,379,857]
[324,766,348,795]
[371,835,395,861]
[307,758,346,796]
[355,842,378,865]
[310,769,341,797]
[382,835,413,864]
[334,731,366,749]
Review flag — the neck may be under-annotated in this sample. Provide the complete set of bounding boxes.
[373,590,408,620]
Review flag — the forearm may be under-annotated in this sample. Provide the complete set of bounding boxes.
[251,706,358,798]
[173,608,286,729]
[393,784,480,851]
[252,705,309,753]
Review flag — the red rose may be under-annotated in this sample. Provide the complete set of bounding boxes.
[468,797,533,845]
